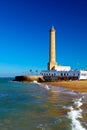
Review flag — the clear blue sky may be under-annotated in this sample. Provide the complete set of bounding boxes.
[0,0,87,77]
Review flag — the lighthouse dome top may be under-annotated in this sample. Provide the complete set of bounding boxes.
[50,26,55,31]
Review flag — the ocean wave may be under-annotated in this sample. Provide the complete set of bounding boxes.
[73,96,84,108]
[33,81,50,90]
[37,118,62,129]
[67,96,86,130]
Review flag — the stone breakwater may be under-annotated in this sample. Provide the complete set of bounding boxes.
[13,75,45,82]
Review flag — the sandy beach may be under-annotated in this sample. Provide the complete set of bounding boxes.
[44,80,87,92]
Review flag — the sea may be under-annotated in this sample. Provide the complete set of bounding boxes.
[0,78,87,130]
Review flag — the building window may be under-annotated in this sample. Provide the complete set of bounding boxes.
[81,73,86,76]
[64,73,66,76]
[52,74,53,76]
[54,73,56,76]
[61,73,63,76]
[73,74,75,76]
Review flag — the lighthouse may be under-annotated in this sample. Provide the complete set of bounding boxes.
[48,26,57,70]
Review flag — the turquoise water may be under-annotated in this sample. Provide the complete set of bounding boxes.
[0,78,87,130]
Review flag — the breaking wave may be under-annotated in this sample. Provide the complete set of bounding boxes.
[32,81,87,129]
[67,96,86,130]
[33,80,50,90]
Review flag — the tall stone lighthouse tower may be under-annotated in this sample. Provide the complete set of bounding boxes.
[48,26,57,70]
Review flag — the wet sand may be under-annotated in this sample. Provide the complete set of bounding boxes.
[44,80,87,92]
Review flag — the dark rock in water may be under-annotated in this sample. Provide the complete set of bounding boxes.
[13,75,45,82]
[13,76,26,81]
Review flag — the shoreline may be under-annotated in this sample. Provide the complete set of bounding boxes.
[13,76,87,93]
[43,80,87,93]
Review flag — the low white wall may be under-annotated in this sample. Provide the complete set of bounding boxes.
[79,70,87,80]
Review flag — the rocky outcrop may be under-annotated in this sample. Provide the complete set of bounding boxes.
[13,75,45,82]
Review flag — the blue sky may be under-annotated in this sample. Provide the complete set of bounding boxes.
[0,0,87,77]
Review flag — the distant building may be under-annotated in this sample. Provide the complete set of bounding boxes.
[41,26,87,80]
[79,70,87,80]
[52,65,71,71]
[41,70,87,81]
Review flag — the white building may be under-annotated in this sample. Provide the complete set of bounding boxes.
[41,26,87,81]
[41,70,87,81]
[52,65,71,71]
[79,70,87,80]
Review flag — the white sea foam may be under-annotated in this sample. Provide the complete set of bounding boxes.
[33,80,38,83]
[44,85,50,90]
[37,124,45,130]
[67,108,86,130]
[63,106,74,110]
[67,109,85,130]
[73,96,84,108]
[67,96,86,130]
[74,100,83,108]
[33,80,41,85]
[39,83,50,90]
[33,80,50,90]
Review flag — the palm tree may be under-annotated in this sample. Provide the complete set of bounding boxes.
[29,69,32,75]
[35,70,38,76]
